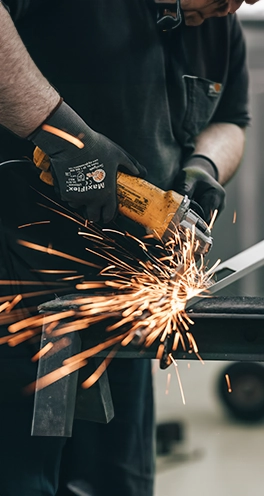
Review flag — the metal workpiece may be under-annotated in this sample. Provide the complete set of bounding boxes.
[208,239,264,292]
[184,296,264,362]
[186,239,264,309]
[32,295,264,437]
[74,358,114,424]
[31,325,81,437]
[37,294,264,363]
[91,296,264,362]
[31,298,114,437]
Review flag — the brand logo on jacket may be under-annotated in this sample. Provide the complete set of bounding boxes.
[208,82,222,97]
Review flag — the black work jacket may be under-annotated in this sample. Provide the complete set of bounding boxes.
[1,0,250,190]
[0,0,251,400]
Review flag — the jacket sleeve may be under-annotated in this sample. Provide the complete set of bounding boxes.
[211,15,251,128]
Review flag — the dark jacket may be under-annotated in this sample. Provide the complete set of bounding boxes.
[1,0,250,189]
[0,0,250,400]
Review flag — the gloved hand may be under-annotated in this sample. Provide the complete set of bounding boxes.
[29,100,146,223]
[175,154,226,224]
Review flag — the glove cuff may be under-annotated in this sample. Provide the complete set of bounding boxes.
[183,154,219,181]
[27,100,97,154]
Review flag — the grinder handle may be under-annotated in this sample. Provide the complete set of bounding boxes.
[33,146,185,239]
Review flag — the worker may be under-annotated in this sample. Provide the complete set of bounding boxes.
[0,0,256,495]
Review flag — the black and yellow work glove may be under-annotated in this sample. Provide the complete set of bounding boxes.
[175,154,226,224]
[29,101,146,223]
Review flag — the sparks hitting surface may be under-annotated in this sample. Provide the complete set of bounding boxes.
[0,196,219,390]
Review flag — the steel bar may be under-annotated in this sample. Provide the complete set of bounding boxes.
[31,327,81,437]
[187,240,264,308]
[31,304,114,437]
[38,295,264,362]
[89,297,264,362]
[88,296,264,362]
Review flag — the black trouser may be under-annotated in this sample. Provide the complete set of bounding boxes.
[0,359,154,496]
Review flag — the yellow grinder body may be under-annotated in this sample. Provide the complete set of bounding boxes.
[116,171,188,240]
[33,147,212,253]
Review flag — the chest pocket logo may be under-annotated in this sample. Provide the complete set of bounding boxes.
[182,75,223,137]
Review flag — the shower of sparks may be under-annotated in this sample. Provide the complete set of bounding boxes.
[0,191,220,393]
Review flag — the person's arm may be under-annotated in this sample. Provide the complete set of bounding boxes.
[193,122,245,185]
[0,2,60,137]
[175,12,249,224]
[175,122,246,223]
[0,3,146,223]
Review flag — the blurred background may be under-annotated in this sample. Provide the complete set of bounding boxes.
[154,5,264,495]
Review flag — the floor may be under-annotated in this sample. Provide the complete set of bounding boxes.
[153,360,264,496]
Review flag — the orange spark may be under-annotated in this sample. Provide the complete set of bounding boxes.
[8,329,37,347]
[45,321,59,334]
[0,301,12,313]
[8,309,76,334]
[0,287,70,303]
[5,294,22,313]
[170,354,186,405]
[31,342,54,362]
[81,348,117,389]
[42,124,85,149]
[63,333,129,367]
[0,280,66,286]
[195,353,205,364]
[17,240,100,269]
[31,269,78,274]
[37,202,85,226]
[186,332,199,354]
[24,359,88,394]
[31,337,71,362]
[225,373,232,393]
[208,209,218,231]
[18,220,51,229]
[165,373,171,395]
[60,275,84,281]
